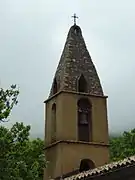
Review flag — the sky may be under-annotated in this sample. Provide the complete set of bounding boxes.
[1,0,135,137]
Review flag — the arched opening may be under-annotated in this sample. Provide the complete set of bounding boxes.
[78,74,87,93]
[77,98,92,142]
[52,78,58,95]
[79,159,95,172]
[51,103,56,142]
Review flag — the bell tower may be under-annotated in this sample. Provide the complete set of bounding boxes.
[44,20,109,179]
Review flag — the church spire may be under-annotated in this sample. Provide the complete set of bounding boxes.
[44,21,109,180]
[49,24,103,97]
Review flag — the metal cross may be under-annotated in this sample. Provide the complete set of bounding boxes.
[72,13,78,25]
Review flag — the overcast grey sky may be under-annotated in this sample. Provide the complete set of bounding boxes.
[1,0,135,136]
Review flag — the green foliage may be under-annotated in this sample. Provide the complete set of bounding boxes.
[110,129,135,162]
[0,122,46,180]
[0,85,19,122]
[0,85,46,179]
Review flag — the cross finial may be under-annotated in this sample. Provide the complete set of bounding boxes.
[72,13,78,25]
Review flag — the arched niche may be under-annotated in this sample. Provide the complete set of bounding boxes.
[51,103,56,142]
[78,74,87,93]
[52,78,58,95]
[77,98,92,142]
[79,159,95,172]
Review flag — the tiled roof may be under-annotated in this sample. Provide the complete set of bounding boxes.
[64,156,135,180]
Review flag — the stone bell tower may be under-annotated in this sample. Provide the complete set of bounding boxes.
[44,17,109,179]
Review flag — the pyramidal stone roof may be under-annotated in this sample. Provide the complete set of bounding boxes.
[49,24,103,97]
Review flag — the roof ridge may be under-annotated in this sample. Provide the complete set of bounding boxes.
[64,156,135,180]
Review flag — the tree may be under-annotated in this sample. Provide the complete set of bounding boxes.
[0,122,47,180]
[0,85,19,122]
[0,85,46,179]
[110,129,135,161]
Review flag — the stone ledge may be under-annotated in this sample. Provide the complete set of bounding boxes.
[44,140,109,150]
[44,90,108,103]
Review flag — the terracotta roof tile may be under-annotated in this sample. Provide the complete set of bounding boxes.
[64,156,135,180]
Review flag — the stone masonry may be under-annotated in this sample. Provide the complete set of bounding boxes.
[49,25,103,97]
